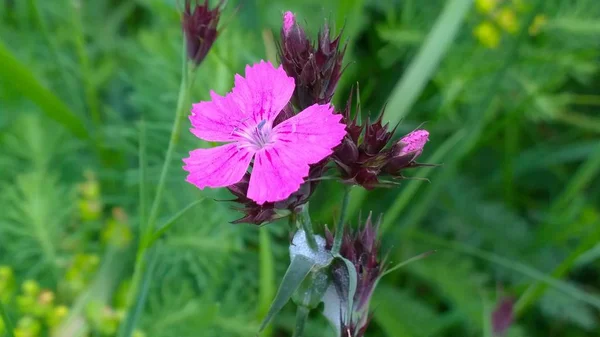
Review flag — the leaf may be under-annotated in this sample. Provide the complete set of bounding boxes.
[259,255,315,332]
[384,0,473,124]
[147,198,206,247]
[117,247,159,337]
[0,39,89,140]
[333,254,358,324]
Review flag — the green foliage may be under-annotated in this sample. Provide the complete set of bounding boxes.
[1,0,600,336]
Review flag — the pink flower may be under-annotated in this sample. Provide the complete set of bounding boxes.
[183,61,347,205]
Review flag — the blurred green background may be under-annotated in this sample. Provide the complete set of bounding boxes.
[1,0,600,336]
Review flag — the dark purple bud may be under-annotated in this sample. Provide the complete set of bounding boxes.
[279,11,346,110]
[325,213,383,336]
[492,297,514,337]
[182,0,222,66]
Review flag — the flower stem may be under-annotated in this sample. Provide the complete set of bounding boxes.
[291,306,310,337]
[332,186,351,254]
[120,42,194,336]
[298,204,318,252]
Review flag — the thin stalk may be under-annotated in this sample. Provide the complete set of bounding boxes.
[0,300,15,337]
[332,186,351,254]
[120,39,194,335]
[291,306,310,337]
[298,205,318,251]
[145,60,193,243]
[70,0,102,129]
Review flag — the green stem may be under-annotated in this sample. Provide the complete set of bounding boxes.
[119,44,194,336]
[0,299,15,337]
[70,0,102,129]
[145,61,192,242]
[291,306,310,337]
[332,186,351,255]
[298,205,318,252]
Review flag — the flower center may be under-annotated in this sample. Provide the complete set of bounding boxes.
[234,119,275,151]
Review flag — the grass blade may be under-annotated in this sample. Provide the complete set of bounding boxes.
[0,40,89,140]
[384,0,473,124]
[408,230,600,310]
[0,299,15,337]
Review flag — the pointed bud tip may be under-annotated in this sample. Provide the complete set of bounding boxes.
[399,129,429,156]
[283,11,296,35]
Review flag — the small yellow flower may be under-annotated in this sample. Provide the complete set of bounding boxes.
[529,14,547,36]
[47,305,69,327]
[473,21,501,49]
[14,317,42,337]
[496,7,519,34]
[476,0,498,14]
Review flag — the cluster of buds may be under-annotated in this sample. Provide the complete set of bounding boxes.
[333,92,430,189]
[324,214,384,337]
[279,11,346,110]
[182,0,222,66]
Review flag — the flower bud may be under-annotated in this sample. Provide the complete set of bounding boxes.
[382,129,429,174]
[492,297,514,336]
[279,11,346,110]
[182,0,222,66]
[333,90,432,188]
[324,213,383,336]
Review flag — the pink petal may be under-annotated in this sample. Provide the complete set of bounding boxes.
[283,11,295,36]
[189,90,249,142]
[247,148,307,205]
[183,143,252,189]
[247,104,347,204]
[231,60,295,123]
[273,103,347,163]
[398,129,429,157]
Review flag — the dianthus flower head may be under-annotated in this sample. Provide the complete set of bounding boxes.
[279,11,346,110]
[333,90,430,188]
[183,61,347,205]
[182,0,222,66]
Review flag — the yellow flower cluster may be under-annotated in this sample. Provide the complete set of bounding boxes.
[473,0,546,48]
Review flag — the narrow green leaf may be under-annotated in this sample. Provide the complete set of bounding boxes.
[259,255,315,332]
[381,250,436,277]
[408,230,600,310]
[384,0,473,124]
[257,227,275,337]
[0,299,15,337]
[147,199,206,247]
[117,247,159,337]
[0,40,89,140]
[333,254,358,323]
